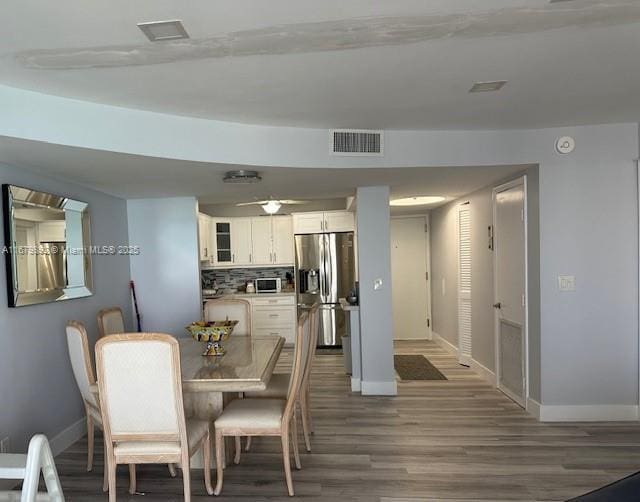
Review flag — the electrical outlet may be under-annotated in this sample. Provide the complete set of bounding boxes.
[558,275,576,292]
[0,436,10,453]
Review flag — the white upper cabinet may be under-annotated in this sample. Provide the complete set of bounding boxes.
[232,218,253,266]
[207,215,294,268]
[250,217,272,265]
[272,216,294,265]
[198,213,211,261]
[292,211,354,234]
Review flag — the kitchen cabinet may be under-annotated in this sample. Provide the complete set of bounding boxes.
[207,215,294,268]
[250,295,296,345]
[198,213,211,261]
[232,218,253,266]
[292,211,354,234]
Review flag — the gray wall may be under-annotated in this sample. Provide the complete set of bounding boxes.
[127,197,201,336]
[356,186,396,395]
[0,162,132,453]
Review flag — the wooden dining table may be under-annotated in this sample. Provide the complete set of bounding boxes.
[180,335,285,422]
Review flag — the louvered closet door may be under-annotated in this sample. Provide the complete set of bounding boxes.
[457,204,472,366]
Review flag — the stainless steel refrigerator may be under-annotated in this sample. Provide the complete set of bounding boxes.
[295,232,355,348]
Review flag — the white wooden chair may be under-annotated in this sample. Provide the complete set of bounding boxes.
[97,307,125,338]
[0,435,63,502]
[244,303,320,452]
[95,333,213,502]
[203,299,251,335]
[213,311,311,496]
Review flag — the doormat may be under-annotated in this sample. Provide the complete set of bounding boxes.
[394,355,447,381]
[568,471,640,501]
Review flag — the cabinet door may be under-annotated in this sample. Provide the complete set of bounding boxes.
[250,217,272,265]
[324,211,355,233]
[292,212,324,234]
[232,218,253,266]
[198,214,211,261]
[272,216,294,265]
[211,218,233,266]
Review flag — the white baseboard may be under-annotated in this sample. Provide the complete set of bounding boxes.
[361,380,397,396]
[50,417,86,457]
[469,358,497,386]
[527,399,639,422]
[351,377,361,392]
[432,332,458,355]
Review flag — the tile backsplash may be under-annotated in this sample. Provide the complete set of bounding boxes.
[202,267,295,291]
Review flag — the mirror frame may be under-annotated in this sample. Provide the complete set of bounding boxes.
[2,184,93,308]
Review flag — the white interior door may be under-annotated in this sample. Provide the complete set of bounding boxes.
[457,204,472,365]
[391,217,430,340]
[494,178,527,408]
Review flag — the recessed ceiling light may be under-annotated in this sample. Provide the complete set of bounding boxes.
[137,20,189,42]
[469,81,508,93]
[390,196,446,207]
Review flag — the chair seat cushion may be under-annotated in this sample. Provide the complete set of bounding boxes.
[113,419,209,459]
[244,373,290,398]
[215,398,285,432]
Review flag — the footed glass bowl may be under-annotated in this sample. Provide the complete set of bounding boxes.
[185,320,238,356]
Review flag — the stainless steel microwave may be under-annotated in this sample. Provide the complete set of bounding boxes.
[255,277,282,293]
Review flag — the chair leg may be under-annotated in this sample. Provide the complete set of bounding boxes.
[214,430,224,496]
[102,447,108,493]
[234,436,241,465]
[182,450,191,502]
[128,464,137,495]
[168,463,177,477]
[281,429,294,496]
[107,455,117,502]
[203,433,214,495]
[306,387,314,434]
[291,415,301,470]
[86,413,94,471]
[245,436,252,452]
[299,396,312,452]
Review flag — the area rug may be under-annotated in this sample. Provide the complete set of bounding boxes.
[568,471,640,501]
[394,355,447,381]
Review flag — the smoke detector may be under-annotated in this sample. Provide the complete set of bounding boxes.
[469,81,508,93]
[137,20,189,42]
[223,170,262,184]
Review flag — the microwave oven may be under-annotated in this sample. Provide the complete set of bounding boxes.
[255,277,282,293]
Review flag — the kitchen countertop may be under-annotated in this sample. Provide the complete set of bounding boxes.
[203,291,296,300]
[339,298,359,311]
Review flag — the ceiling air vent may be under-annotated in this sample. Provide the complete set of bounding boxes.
[223,170,262,184]
[331,129,384,156]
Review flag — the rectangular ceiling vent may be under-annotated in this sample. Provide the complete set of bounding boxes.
[330,129,384,156]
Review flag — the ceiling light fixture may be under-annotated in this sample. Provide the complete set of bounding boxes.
[390,196,446,207]
[469,80,508,93]
[261,201,282,214]
[137,20,189,42]
[223,170,262,184]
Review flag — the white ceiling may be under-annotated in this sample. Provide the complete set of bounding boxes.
[0,136,528,211]
[2,0,640,129]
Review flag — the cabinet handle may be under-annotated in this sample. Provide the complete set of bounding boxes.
[273,252,277,263]
[269,314,279,318]
[249,253,252,263]
[232,253,235,263]
[204,247,208,257]
[270,332,279,335]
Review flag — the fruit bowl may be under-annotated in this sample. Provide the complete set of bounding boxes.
[185,320,238,356]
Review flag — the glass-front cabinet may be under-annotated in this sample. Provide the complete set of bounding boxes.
[212,218,233,266]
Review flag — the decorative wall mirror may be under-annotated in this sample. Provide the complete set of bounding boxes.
[2,185,93,307]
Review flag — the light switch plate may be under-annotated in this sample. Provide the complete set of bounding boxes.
[558,275,576,292]
[374,278,383,290]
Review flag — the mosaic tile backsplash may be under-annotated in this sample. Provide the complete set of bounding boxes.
[202,267,295,291]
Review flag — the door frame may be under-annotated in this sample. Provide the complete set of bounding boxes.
[390,214,432,340]
[493,175,529,409]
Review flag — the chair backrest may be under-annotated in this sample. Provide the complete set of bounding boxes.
[203,299,251,336]
[20,434,64,502]
[97,307,126,338]
[300,303,320,391]
[282,311,310,426]
[65,320,98,409]
[95,334,187,446]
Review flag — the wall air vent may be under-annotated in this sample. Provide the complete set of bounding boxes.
[330,129,384,156]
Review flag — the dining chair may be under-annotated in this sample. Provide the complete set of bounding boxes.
[97,307,126,338]
[244,303,320,452]
[96,333,213,502]
[203,299,251,335]
[213,310,310,496]
[65,320,110,492]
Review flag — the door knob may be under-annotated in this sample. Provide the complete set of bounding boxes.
[493,302,502,309]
